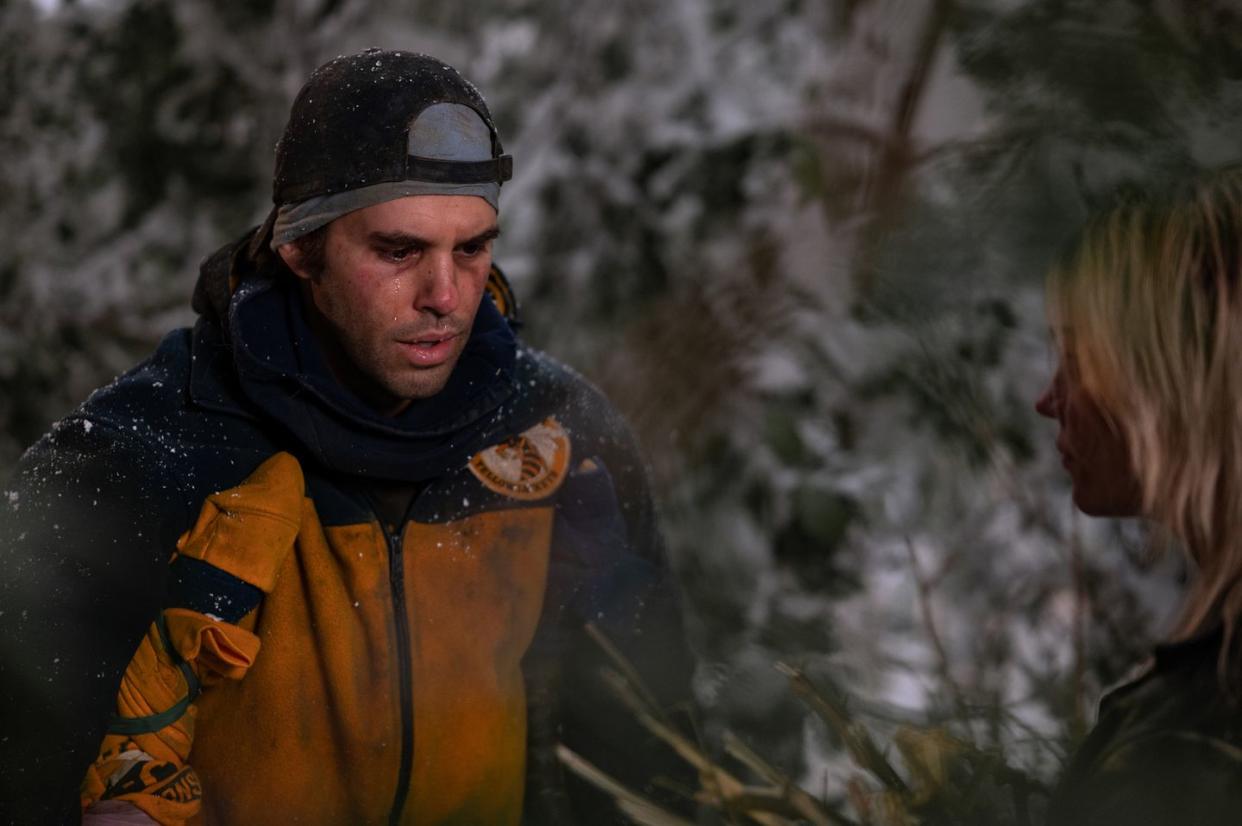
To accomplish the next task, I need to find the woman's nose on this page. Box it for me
[1035,377,1059,419]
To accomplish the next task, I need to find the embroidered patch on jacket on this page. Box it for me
[469,417,571,501]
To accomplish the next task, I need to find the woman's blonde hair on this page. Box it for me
[1048,167,1242,658]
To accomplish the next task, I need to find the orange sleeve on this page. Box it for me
[80,453,304,826]
[79,609,262,825]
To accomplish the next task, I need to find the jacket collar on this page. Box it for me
[189,229,520,483]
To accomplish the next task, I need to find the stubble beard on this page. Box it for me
[351,334,463,406]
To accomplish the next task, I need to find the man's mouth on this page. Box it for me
[397,333,459,366]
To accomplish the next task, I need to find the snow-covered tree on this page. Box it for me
[6,0,1240,813]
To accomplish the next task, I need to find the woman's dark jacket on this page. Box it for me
[1048,628,1242,826]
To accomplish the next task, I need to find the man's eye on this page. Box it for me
[458,242,485,257]
[383,247,415,262]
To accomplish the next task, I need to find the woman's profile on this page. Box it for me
[1037,169,1242,824]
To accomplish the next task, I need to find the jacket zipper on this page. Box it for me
[380,518,415,826]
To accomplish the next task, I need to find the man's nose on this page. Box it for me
[416,253,459,316]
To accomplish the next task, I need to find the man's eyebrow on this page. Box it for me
[460,227,501,247]
[367,226,501,248]
[369,231,429,247]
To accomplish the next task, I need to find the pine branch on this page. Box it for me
[722,733,856,826]
[556,745,698,826]
[776,662,909,794]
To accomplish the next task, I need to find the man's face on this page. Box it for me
[281,195,499,415]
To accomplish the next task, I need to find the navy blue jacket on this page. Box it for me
[0,231,693,824]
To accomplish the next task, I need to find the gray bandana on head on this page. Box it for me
[271,102,500,249]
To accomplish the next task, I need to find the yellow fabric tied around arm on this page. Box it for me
[81,453,306,825]
[173,452,305,592]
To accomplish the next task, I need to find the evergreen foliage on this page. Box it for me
[4,0,1238,812]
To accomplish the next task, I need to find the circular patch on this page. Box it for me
[469,417,571,501]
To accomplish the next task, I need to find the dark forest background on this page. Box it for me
[5,0,1241,815]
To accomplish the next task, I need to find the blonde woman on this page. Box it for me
[1036,169,1242,824]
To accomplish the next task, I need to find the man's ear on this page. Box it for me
[276,242,313,282]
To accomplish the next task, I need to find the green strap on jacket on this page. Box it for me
[106,612,202,736]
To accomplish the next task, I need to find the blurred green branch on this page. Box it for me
[564,626,1048,826]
